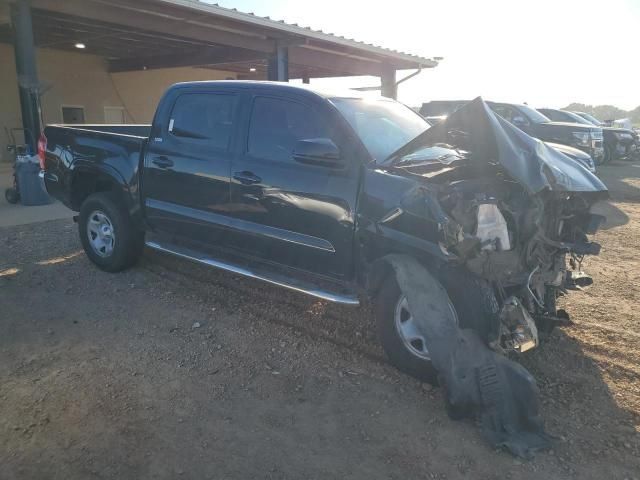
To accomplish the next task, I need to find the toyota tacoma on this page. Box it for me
[40,83,608,456]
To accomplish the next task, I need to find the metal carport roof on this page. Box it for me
[1,0,438,80]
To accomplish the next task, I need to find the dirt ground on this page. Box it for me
[1,163,639,480]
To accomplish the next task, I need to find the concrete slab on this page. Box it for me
[0,163,72,227]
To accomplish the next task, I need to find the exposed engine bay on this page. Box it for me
[436,173,605,354]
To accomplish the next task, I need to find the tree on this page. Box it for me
[629,106,640,125]
[592,105,628,122]
[564,103,593,114]
[562,103,635,123]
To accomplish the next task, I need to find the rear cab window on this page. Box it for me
[169,93,237,150]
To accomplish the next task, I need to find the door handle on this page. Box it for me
[233,171,262,185]
[152,156,174,169]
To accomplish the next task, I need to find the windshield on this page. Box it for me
[578,112,603,126]
[563,111,592,125]
[548,109,592,125]
[330,97,429,163]
[518,105,551,124]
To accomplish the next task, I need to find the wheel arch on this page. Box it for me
[366,253,440,298]
[70,166,131,212]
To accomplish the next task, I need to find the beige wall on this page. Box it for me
[111,66,236,123]
[0,43,235,162]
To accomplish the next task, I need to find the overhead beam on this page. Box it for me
[288,46,382,77]
[108,47,265,72]
[29,0,275,53]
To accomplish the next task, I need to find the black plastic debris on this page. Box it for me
[387,254,551,458]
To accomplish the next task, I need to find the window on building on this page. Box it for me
[62,106,85,124]
[104,106,126,124]
[247,97,329,163]
[169,93,237,150]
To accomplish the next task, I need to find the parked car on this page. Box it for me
[419,100,468,124]
[540,108,637,163]
[486,103,604,164]
[40,86,608,453]
[572,112,598,125]
[544,142,596,173]
[421,101,597,172]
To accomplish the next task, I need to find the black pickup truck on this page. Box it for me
[41,84,608,452]
[538,108,638,163]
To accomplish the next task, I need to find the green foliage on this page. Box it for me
[563,103,640,126]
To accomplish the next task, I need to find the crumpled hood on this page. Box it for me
[388,97,608,194]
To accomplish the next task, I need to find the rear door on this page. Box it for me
[228,93,360,280]
[143,89,239,246]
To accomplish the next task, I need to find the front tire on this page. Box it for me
[79,192,144,272]
[375,274,445,384]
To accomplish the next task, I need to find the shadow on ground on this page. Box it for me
[1,219,638,479]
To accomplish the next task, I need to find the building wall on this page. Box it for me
[0,43,235,161]
[110,66,236,123]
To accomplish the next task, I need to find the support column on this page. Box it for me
[267,43,289,82]
[380,64,397,100]
[11,0,41,151]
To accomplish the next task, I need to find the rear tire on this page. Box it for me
[79,192,144,272]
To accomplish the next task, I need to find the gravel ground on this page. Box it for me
[1,163,639,479]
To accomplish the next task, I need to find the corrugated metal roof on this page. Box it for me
[155,0,439,68]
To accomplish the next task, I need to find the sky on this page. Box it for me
[212,0,640,110]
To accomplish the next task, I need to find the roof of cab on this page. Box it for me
[169,80,385,101]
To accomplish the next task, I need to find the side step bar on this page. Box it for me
[145,240,360,306]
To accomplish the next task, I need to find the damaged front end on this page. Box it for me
[380,98,608,457]
[386,97,608,357]
[437,176,605,352]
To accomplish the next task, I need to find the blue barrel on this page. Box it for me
[15,156,51,206]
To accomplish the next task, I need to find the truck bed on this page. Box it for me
[42,124,151,212]
[46,124,151,138]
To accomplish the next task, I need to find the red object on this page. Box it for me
[37,133,47,170]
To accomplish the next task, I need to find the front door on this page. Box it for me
[491,104,534,135]
[228,94,360,281]
[143,90,239,247]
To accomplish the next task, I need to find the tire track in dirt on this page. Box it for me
[141,257,388,365]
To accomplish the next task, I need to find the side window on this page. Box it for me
[169,93,236,150]
[493,105,526,125]
[247,97,329,162]
[544,110,561,121]
[491,105,511,121]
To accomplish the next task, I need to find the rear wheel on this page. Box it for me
[79,192,144,272]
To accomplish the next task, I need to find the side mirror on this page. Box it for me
[292,138,341,167]
[512,116,529,127]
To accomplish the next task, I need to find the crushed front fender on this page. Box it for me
[386,254,551,458]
